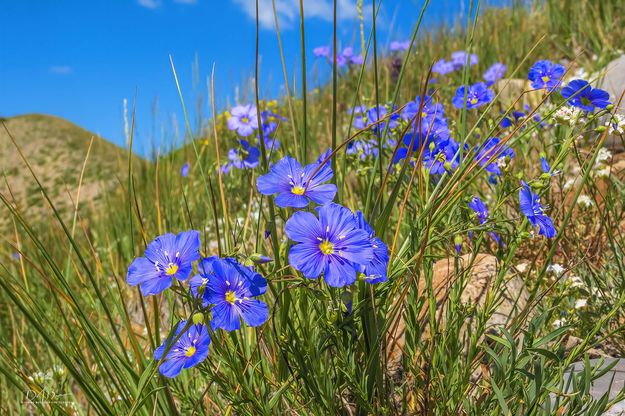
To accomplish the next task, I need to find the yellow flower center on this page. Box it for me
[241,116,249,123]
[422,111,427,118]
[291,186,305,195]
[184,346,196,357]
[319,240,334,255]
[470,97,478,105]
[165,263,179,276]
[541,75,550,83]
[225,290,237,304]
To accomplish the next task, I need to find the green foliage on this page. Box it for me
[2,1,625,415]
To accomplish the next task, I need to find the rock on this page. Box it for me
[493,78,542,109]
[563,335,610,359]
[386,254,529,377]
[428,254,528,328]
[597,55,625,104]
[595,55,625,152]
[559,358,625,415]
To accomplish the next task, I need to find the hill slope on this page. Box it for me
[0,114,137,227]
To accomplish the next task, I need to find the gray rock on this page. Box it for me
[596,55,625,152]
[386,254,529,378]
[598,55,625,104]
[561,358,625,415]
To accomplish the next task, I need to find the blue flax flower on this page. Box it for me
[393,122,457,174]
[318,47,363,66]
[313,46,330,58]
[519,181,556,238]
[355,211,389,283]
[200,257,269,331]
[432,59,455,75]
[188,272,209,307]
[227,104,258,136]
[451,50,478,69]
[180,162,190,177]
[367,105,400,133]
[154,321,210,378]
[423,138,460,174]
[499,110,526,128]
[127,230,200,296]
[528,60,565,91]
[401,94,445,127]
[347,139,378,160]
[256,154,337,208]
[540,157,551,174]
[390,40,410,52]
[341,47,363,65]
[468,196,489,225]
[221,140,260,173]
[474,137,514,178]
[468,197,501,245]
[561,80,611,112]
[285,203,374,287]
[452,83,494,110]
[483,63,506,86]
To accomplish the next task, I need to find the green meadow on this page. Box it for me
[2,0,625,414]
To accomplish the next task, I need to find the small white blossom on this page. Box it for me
[553,106,585,126]
[607,114,625,135]
[574,298,587,309]
[595,167,611,178]
[569,275,585,289]
[547,263,565,276]
[563,178,576,191]
[577,195,593,208]
[591,286,608,300]
[568,67,589,82]
[596,147,613,164]
[553,318,565,328]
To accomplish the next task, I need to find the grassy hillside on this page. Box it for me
[0,114,143,228]
[2,1,625,415]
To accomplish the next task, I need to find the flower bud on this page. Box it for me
[192,312,204,325]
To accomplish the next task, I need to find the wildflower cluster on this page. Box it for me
[221,101,285,174]
[126,231,269,378]
[313,45,364,66]
[257,151,390,287]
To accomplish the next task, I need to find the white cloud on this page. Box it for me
[137,0,161,9]
[231,0,359,29]
[49,66,73,75]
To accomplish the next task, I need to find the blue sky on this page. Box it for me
[0,0,504,156]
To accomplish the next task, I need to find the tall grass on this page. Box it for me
[2,0,625,414]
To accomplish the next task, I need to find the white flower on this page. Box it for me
[607,114,625,135]
[553,106,585,126]
[596,147,613,164]
[52,364,65,377]
[574,298,587,309]
[577,195,593,208]
[569,275,584,289]
[563,178,576,191]
[547,263,565,276]
[569,67,589,82]
[591,286,607,300]
[595,167,611,178]
[553,318,565,328]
